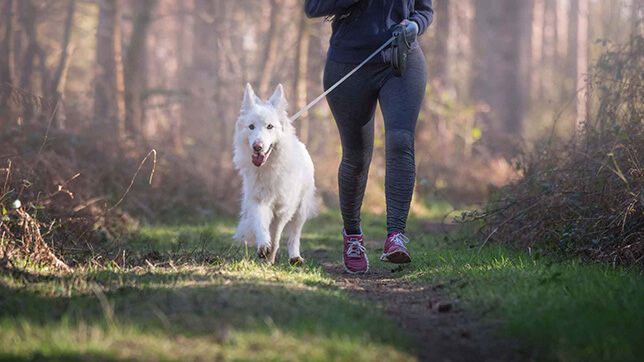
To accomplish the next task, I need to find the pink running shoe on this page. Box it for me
[343,230,369,274]
[380,232,412,264]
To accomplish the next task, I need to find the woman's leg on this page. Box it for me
[378,49,427,235]
[324,60,379,235]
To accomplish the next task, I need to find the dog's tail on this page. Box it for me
[304,189,320,220]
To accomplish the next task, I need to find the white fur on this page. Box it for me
[233,83,318,263]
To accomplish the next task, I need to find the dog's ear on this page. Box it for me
[268,84,288,113]
[241,83,261,113]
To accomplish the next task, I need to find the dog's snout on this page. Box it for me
[252,141,263,152]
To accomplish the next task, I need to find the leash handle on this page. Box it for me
[289,36,395,122]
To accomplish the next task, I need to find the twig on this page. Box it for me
[477,204,538,254]
[34,173,80,205]
[2,160,11,195]
[107,149,157,213]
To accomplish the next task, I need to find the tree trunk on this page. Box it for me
[568,0,578,78]
[258,0,281,97]
[19,45,34,91]
[174,0,189,154]
[50,0,76,99]
[530,0,545,101]
[542,0,556,99]
[0,0,16,86]
[47,0,76,129]
[293,10,310,143]
[555,0,568,95]
[94,0,126,142]
[124,0,157,139]
[571,0,588,136]
[431,0,450,89]
[19,0,49,97]
[12,16,23,87]
[472,0,529,157]
[189,0,216,139]
[0,0,16,126]
[631,0,643,36]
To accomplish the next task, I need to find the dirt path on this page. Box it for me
[310,224,523,362]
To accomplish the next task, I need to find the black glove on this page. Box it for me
[402,20,418,44]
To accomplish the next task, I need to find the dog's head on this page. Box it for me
[235,83,293,168]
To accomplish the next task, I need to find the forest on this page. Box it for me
[0,0,643,361]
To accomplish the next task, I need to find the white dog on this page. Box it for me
[232,83,317,265]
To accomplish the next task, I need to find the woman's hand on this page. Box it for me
[400,20,419,43]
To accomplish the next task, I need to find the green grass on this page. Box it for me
[403,231,644,362]
[2,211,643,361]
[0,263,413,361]
[0,213,416,361]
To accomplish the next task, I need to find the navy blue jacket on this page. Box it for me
[305,0,434,64]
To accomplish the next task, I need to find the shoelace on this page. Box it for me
[346,239,366,258]
[390,233,410,247]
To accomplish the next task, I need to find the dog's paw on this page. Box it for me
[289,256,304,267]
[257,245,271,259]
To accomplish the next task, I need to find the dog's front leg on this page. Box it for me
[247,202,272,258]
[286,213,306,266]
[268,216,289,264]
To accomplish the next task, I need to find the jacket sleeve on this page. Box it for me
[304,0,361,18]
[409,0,434,35]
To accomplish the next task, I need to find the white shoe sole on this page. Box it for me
[343,255,370,274]
[380,250,412,264]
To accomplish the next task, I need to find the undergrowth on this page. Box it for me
[465,35,644,267]
[0,119,227,272]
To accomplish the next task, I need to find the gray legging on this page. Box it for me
[323,48,427,236]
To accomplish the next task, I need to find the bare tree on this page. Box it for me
[94,0,126,141]
[46,0,77,129]
[555,0,569,95]
[570,0,589,136]
[50,0,76,99]
[0,0,17,126]
[186,0,218,150]
[530,0,545,101]
[18,0,49,95]
[124,0,158,139]
[630,0,642,36]
[430,0,450,89]
[258,0,282,97]
[542,0,557,99]
[0,0,16,86]
[173,0,191,153]
[472,0,530,156]
[293,8,310,143]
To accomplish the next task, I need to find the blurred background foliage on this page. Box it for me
[0,0,642,266]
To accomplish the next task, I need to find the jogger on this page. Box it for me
[323,48,427,236]
[305,0,434,272]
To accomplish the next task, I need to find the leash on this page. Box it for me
[289,36,396,122]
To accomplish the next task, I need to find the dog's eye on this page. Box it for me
[267,124,274,130]
[248,124,255,130]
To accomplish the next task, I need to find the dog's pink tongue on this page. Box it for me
[252,153,265,167]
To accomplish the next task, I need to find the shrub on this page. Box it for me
[468,35,643,267]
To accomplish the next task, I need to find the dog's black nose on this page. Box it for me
[253,142,263,152]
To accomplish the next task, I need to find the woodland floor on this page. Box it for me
[311,242,522,362]
[1,212,642,361]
